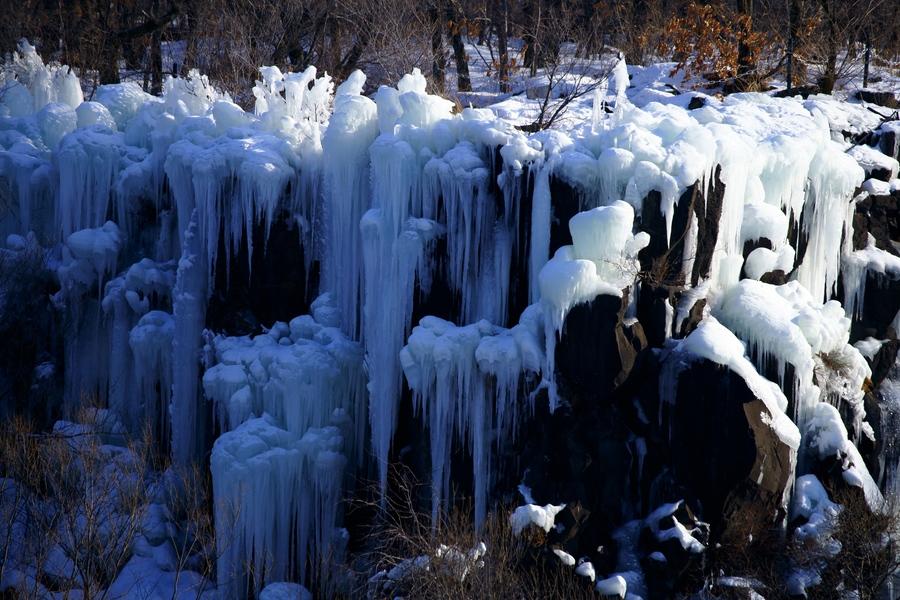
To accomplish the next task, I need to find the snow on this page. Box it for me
[644,501,705,554]
[804,402,882,507]
[854,337,885,360]
[575,560,596,582]
[847,143,899,180]
[741,202,788,247]
[715,279,868,429]
[553,548,576,566]
[596,574,628,597]
[259,582,312,600]
[791,474,841,552]
[509,503,565,536]
[743,246,794,280]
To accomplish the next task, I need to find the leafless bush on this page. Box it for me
[790,489,900,600]
[355,466,594,600]
[517,1,617,131]
[0,410,152,599]
[160,463,219,598]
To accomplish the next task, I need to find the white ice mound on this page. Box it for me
[211,414,345,599]
[715,279,869,428]
[204,295,366,462]
[804,403,882,508]
[510,503,565,536]
[791,474,841,551]
[539,201,649,334]
[57,221,123,294]
[644,501,705,553]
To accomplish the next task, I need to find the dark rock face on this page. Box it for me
[848,271,900,341]
[206,211,315,335]
[854,89,899,109]
[773,85,820,99]
[687,95,707,110]
[657,359,797,543]
[691,168,726,286]
[517,278,797,597]
[548,175,582,253]
[860,341,900,490]
[555,293,647,407]
[877,123,900,162]
[852,190,900,256]
[519,293,650,568]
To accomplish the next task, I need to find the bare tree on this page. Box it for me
[519,2,617,131]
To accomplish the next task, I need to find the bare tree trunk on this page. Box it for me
[494,0,509,92]
[863,30,871,88]
[734,0,755,91]
[150,30,163,94]
[430,6,446,92]
[149,0,164,94]
[786,0,797,91]
[818,0,838,93]
[523,0,539,76]
[447,3,472,91]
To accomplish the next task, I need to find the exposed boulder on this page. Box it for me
[656,320,800,543]
[555,292,648,408]
[854,89,899,109]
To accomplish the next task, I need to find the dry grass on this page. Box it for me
[350,466,594,600]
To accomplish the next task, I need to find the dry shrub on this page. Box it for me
[356,466,594,600]
[791,489,900,600]
[659,1,769,90]
[0,409,152,599]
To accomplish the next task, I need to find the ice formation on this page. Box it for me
[203,294,366,464]
[715,279,869,429]
[791,474,841,551]
[841,233,900,318]
[400,308,543,527]
[211,414,345,599]
[644,501,705,554]
[2,42,894,596]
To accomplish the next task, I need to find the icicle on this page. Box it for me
[211,415,346,599]
[362,210,442,496]
[795,143,864,301]
[129,310,175,443]
[322,71,378,339]
[171,211,208,466]
[401,307,544,529]
[203,295,367,467]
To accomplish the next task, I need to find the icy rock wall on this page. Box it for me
[2,45,897,595]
